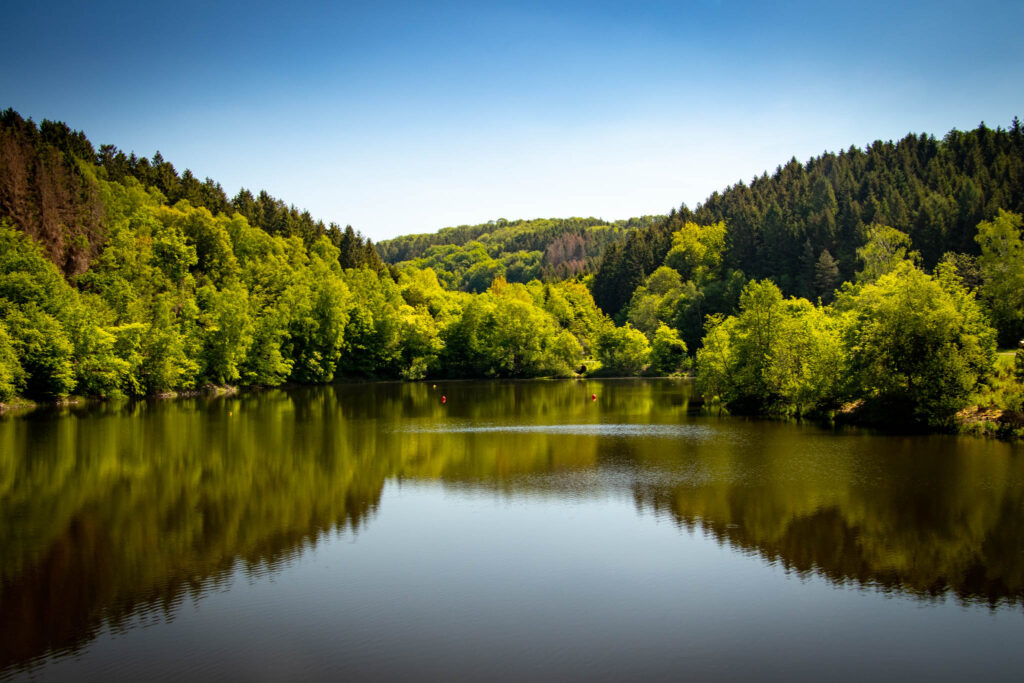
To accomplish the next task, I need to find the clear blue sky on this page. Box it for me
[3,0,1022,241]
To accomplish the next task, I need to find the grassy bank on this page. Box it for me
[956,351,1024,439]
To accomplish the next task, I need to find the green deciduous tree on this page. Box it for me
[664,221,727,282]
[197,284,254,384]
[650,324,688,375]
[764,299,845,411]
[4,304,77,397]
[855,225,918,283]
[596,324,650,375]
[0,321,25,400]
[975,210,1024,346]
[696,280,783,408]
[698,280,845,414]
[839,263,995,427]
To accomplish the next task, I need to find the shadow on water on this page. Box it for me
[1,379,1022,675]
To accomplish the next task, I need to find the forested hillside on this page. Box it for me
[591,120,1023,429]
[593,120,1024,319]
[377,215,661,290]
[1,109,667,404]
[0,109,381,274]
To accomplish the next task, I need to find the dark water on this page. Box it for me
[2,379,1023,681]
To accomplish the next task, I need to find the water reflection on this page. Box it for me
[1,380,1022,675]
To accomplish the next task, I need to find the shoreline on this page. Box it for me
[3,376,1020,442]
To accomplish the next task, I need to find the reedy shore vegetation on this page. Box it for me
[1,109,1023,435]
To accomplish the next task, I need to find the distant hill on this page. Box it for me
[376,215,663,290]
[378,216,663,290]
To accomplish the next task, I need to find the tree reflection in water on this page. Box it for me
[1,380,1021,674]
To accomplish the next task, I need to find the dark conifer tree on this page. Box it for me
[813,249,839,303]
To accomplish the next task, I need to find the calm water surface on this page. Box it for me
[1,380,1023,680]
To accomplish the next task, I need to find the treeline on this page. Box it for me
[0,190,693,401]
[0,109,381,274]
[594,120,1024,318]
[2,108,1023,429]
[377,216,660,262]
[0,110,692,403]
[695,216,1024,428]
[598,206,1024,427]
[0,179,650,401]
[378,216,661,289]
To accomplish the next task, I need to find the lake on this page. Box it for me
[1,379,1022,680]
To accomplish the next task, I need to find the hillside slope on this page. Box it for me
[593,120,1024,318]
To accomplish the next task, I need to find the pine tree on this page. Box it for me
[813,250,839,303]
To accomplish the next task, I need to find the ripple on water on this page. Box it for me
[390,422,717,440]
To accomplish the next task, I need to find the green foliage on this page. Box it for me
[594,120,1024,322]
[626,267,682,337]
[596,324,651,375]
[0,222,78,312]
[838,263,996,426]
[813,249,839,302]
[618,221,746,355]
[1,109,383,282]
[286,245,352,383]
[695,314,738,404]
[592,218,677,317]
[379,216,661,286]
[975,210,1024,346]
[763,299,845,411]
[696,280,785,408]
[1016,343,1024,384]
[140,294,198,393]
[664,221,727,282]
[696,267,993,425]
[488,296,558,375]
[440,282,584,378]
[0,111,672,403]
[197,284,254,384]
[2,304,76,398]
[396,307,442,380]
[855,225,918,283]
[65,304,134,398]
[0,225,80,397]
[970,352,1024,431]
[5,109,1019,414]
[0,321,25,400]
[462,252,505,293]
[536,281,609,356]
[151,215,198,285]
[649,324,688,375]
[440,294,494,376]
[175,204,240,285]
[338,267,406,377]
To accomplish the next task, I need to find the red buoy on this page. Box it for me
[591,393,597,401]
[442,395,447,404]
